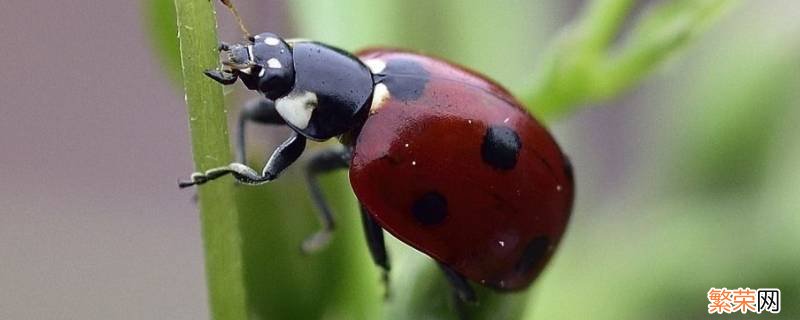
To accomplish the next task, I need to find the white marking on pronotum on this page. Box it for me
[370,83,391,114]
[275,90,318,129]
[258,68,266,77]
[364,59,387,74]
[267,58,282,69]
[264,37,280,46]
[239,67,253,75]
[498,240,505,247]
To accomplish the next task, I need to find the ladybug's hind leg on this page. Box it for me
[438,263,477,317]
[360,205,391,297]
[301,147,352,253]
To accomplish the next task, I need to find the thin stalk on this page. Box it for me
[577,0,635,52]
[173,1,248,319]
[524,0,736,121]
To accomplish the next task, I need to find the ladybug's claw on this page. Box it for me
[381,270,391,300]
[300,231,332,254]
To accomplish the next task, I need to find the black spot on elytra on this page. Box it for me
[411,192,447,226]
[515,236,550,274]
[380,59,429,101]
[481,126,522,170]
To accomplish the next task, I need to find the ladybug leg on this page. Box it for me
[186,98,286,200]
[300,147,351,253]
[236,98,286,163]
[360,205,391,297]
[438,263,477,304]
[179,131,306,188]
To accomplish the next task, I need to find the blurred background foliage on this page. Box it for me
[147,0,799,319]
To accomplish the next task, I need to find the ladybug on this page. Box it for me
[180,32,574,304]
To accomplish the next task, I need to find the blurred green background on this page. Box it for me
[0,0,796,319]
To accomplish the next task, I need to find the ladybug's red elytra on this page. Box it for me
[180,33,574,304]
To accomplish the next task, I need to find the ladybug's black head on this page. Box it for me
[210,32,295,100]
[207,33,375,141]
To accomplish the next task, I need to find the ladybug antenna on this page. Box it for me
[219,0,251,40]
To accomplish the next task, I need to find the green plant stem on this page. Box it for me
[578,0,635,52]
[173,1,248,319]
[596,0,733,98]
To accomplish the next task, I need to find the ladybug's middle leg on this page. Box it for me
[301,147,352,253]
[302,147,389,296]
[303,149,392,295]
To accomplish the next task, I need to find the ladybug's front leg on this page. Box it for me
[178,131,306,188]
[236,98,285,164]
[204,69,238,85]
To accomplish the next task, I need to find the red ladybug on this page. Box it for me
[180,33,574,303]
